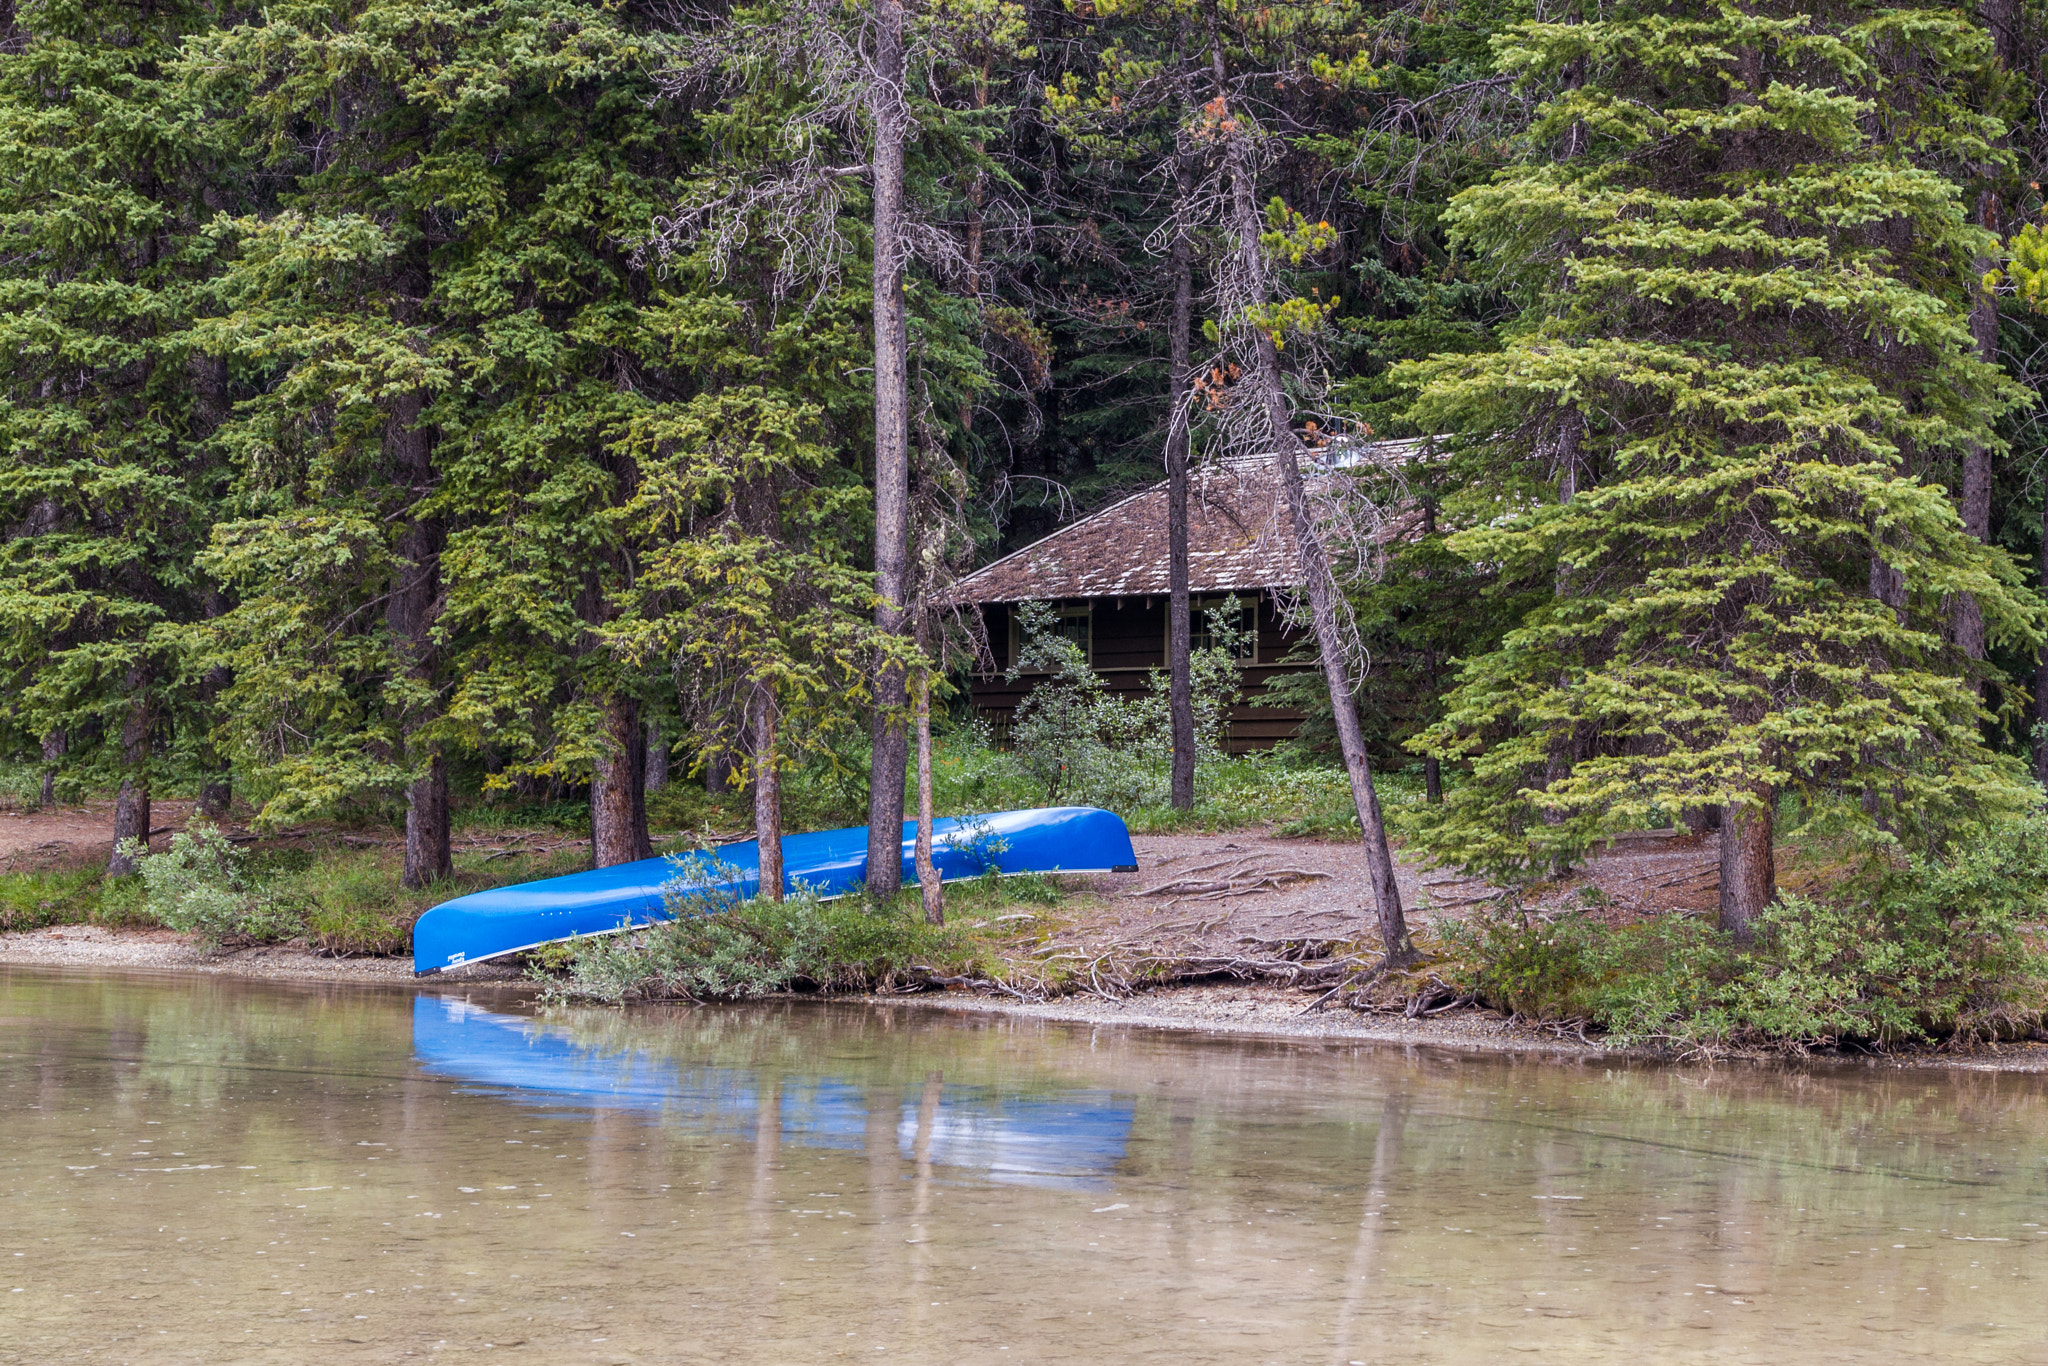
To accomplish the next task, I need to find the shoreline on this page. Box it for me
[5,925,2047,1072]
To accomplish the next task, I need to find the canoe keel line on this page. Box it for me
[412,806,1137,976]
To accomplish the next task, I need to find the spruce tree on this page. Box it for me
[0,0,239,871]
[189,0,691,869]
[1401,1,2046,934]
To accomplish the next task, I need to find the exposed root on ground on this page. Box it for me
[943,921,1496,1020]
[1134,855,1333,912]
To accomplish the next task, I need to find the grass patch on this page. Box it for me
[268,841,595,956]
[647,734,1397,842]
[0,868,103,932]
[638,733,1409,839]
[95,818,596,955]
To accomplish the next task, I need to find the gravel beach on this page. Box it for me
[7,923,2047,1070]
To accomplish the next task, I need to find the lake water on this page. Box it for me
[2,967,2045,1364]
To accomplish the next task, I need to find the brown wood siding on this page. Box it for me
[967,595,1310,753]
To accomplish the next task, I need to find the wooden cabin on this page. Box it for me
[952,442,1430,751]
[952,454,1357,751]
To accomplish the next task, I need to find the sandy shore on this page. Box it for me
[7,923,2048,1071]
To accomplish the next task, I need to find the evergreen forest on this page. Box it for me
[10,0,2048,1043]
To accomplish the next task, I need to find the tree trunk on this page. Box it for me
[386,391,451,889]
[197,653,232,820]
[1264,381,1413,964]
[105,687,151,877]
[914,671,943,925]
[1167,150,1197,811]
[2037,498,2048,784]
[1869,541,1907,618]
[198,775,232,822]
[1717,794,1775,941]
[39,728,64,809]
[645,720,669,793]
[1208,62,1411,964]
[1984,0,2022,66]
[1953,194,1999,662]
[865,0,912,898]
[592,692,653,867]
[753,684,783,902]
[404,753,450,888]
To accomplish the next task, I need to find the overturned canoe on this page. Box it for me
[411,805,1137,976]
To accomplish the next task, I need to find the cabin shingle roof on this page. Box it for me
[949,442,1424,604]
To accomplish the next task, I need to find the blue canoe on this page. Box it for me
[411,805,1137,975]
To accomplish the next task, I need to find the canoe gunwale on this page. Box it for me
[413,852,1140,976]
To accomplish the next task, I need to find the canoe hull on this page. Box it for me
[411,806,1136,975]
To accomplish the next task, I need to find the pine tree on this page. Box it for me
[1401,0,2046,935]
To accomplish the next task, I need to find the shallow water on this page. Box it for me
[2,968,2045,1365]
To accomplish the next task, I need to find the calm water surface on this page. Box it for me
[2,967,2045,1364]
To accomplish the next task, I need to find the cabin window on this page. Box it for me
[1190,595,1256,662]
[1010,602,1092,667]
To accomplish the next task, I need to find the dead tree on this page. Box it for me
[1203,37,1414,966]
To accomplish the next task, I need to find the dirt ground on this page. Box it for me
[0,798,200,872]
[1038,825,1737,968]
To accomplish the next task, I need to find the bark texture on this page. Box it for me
[1261,377,1412,964]
[645,720,669,793]
[705,734,736,795]
[753,685,782,902]
[386,391,452,889]
[1718,796,1776,941]
[914,671,943,925]
[1210,53,1410,962]
[864,0,911,896]
[196,653,232,820]
[39,728,64,809]
[404,754,451,887]
[1953,194,1999,662]
[198,774,232,822]
[105,687,151,877]
[592,692,653,867]
[1166,151,1197,810]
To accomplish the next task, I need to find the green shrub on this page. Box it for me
[1006,598,1245,810]
[1438,813,2048,1053]
[121,822,302,947]
[0,761,49,812]
[536,862,992,1004]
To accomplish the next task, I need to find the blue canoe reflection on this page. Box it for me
[412,997,1133,1189]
